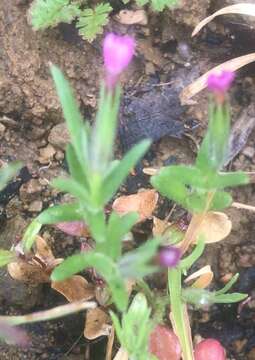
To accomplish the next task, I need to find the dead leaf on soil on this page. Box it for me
[51,275,95,302]
[180,53,255,104]
[7,260,50,283]
[56,221,90,237]
[184,265,214,289]
[112,190,158,222]
[84,307,111,340]
[8,236,62,283]
[192,3,255,37]
[195,211,232,244]
[35,236,54,261]
[114,9,148,25]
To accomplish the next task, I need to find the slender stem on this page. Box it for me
[168,268,194,360]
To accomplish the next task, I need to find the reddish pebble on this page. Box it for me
[194,339,226,360]
[149,325,181,360]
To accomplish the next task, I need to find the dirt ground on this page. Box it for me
[1,0,255,359]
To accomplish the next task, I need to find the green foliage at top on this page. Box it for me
[29,0,80,30]
[29,0,179,41]
[135,0,178,11]
[151,102,249,214]
[77,4,112,42]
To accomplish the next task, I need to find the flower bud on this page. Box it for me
[207,70,235,95]
[103,33,135,88]
[194,338,226,360]
[159,246,181,268]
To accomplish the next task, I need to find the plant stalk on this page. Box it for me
[168,267,194,360]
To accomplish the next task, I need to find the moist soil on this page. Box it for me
[1,1,255,359]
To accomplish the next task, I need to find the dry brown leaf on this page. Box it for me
[114,9,148,25]
[51,275,95,302]
[180,53,255,104]
[184,265,214,289]
[84,307,111,340]
[112,190,158,222]
[35,236,54,261]
[196,211,232,244]
[7,260,50,283]
[113,348,129,360]
[192,3,255,37]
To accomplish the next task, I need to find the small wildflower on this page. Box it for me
[159,246,181,268]
[207,70,235,95]
[194,339,226,360]
[103,33,135,88]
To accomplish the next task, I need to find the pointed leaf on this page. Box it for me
[22,219,42,252]
[38,203,83,224]
[102,140,151,203]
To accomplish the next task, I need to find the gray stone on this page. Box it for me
[48,123,70,151]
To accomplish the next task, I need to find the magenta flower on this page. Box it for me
[103,33,135,88]
[207,70,235,94]
[159,246,181,268]
[194,339,226,360]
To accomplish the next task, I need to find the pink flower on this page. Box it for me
[207,70,235,94]
[103,33,135,88]
[194,339,226,360]
[159,246,181,268]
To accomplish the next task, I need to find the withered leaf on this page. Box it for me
[84,307,111,340]
[113,190,158,222]
[196,211,232,244]
[184,265,214,289]
[51,275,95,302]
[7,260,50,283]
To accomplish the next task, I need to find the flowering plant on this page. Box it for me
[0,36,249,360]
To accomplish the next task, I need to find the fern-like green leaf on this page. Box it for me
[150,0,178,11]
[29,0,80,30]
[76,3,112,42]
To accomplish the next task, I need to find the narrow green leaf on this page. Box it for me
[0,250,17,267]
[66,144,90,189]
[215,273,239,295]
[102,139,151,203]
[0,162,22,191]
[208,172,249,189]
[97,212,138,260]
[214,293,247,303]
[51,177,90,203]
[38,203,83,224]
[180,239,205,270]
[22,219,42,252]
[50,65,89,167]
[90,86,121,173]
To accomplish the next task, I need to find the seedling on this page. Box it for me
[0,35,249,360]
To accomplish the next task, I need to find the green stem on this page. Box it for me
[168,268,194,360]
